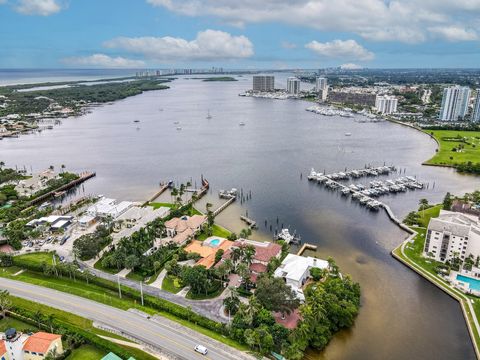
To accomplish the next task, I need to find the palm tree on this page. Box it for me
[47,314,55,333]
[0,161,4,170]
[243,245,256,266]
[33,310,43,328]
[231,247,243,271]
[60,164,65,173]
[0,290,11,319]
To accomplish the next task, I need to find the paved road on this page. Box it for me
[0,277,253,360]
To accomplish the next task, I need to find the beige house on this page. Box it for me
[165,215,207,245]
[22,332,63,360]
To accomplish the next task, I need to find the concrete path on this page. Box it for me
[116,268,130,278]
[149,269,167,290]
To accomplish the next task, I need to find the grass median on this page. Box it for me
[0,261,247,351]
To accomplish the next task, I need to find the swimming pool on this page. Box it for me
[456,274,480,292]
[209,238,221,246]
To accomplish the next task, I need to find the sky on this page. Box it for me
[1,0,480,69]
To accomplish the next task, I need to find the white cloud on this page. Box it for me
[15,0,61,16]
[61,54,145,68]
[146,0,480,43]
[281,41,297,49]
[340,63,363,70]
[305,39,374,61]
[429,26,478,42]
[104,29,254,61]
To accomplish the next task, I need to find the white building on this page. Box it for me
[439,86,471,121]
[252,75,275,92]
[316,77,328,100]
[286,77,301,95]
[375,95,398,114]
[472,90,480,123]
[424,210,480,263]
[274,254,329,300]
[86,197,133,219]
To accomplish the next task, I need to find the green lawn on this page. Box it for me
[424,130,480,166]
[0,264,246,351]
[162,275,184,294]
[149,202,175,209]
[15,252,57,265]
[0,315,37,332]
[186,281,224,300]
[417,205,442,228]
[125,270,145,282]
[67,345,106,360]
[93,256,120,274]
[197,224,232,241]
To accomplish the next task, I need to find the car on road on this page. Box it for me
[194,345,208,355]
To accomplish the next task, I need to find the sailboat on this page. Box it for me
[206,110,212,119]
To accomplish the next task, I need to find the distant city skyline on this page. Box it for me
[2,0,480,69]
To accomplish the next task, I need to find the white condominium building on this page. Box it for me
[252,75,275,92]
[424,210,480,263]
[472,90,480,123]
[375,95,398,114]
[439,86,471,121]
[316,77,328,100]
[286,77,301,95]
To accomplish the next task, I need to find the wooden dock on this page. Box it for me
[28,171,96,206]
[297,243,318,256]
[142,183,169,207]
[213,196,235,216]
[240,215,257,229]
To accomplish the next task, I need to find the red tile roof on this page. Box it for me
[23,332,61,354]
[0,340,5,355]
[249,263,267,273]
[233,240,282,263]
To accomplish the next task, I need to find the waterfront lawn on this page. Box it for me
[149,202,175,209]
[197,224,232,241]
[67,345,106,360]
[402,227,440,275]
[162,275,184,294]
[417,205,442,228]
[424,130,480,166]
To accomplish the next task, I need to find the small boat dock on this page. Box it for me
[240,215,257,229]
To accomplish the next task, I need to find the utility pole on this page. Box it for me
[140,281,144,306]
[117,275,122,299]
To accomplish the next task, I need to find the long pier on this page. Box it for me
[28,171,96,206]
[142,183,169,207]
[213,196,235,217]
[240,215,257,229]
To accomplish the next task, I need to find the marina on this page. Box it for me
[308,167,426,211]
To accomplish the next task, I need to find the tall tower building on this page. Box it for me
[439,86,471,121]
[375,95,398,114]
[252,75,275,92]
[472,90,480,123]
[286,77,301,95]
[316,77,328,100]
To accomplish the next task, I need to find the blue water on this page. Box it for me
[210,239,220,246]
[457,274,480,291]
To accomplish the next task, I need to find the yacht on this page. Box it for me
[206,110,212,119]
[239,122,246,126]
[345,132,352,136]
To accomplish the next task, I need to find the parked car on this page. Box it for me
[194,345,208,355]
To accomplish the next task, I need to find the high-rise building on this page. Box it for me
[252,75,275,92]
[375,95,398,114]
[472,90,480,123]
[439,86,471,121]
[286,77,301,95]
[316,77,328,100]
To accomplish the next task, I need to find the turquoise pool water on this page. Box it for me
[209,239,220,246]
[456,274,480,291]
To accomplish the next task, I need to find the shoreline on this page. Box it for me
[389,220,480,359]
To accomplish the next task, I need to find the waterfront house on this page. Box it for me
[165,215,206,245]
[216,239,282,282]
[184,237,233,269]
[274,254,329,300]
[424,210,480,263]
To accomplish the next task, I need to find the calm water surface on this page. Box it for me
[1,75,479,360]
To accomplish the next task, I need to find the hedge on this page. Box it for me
[8,307,134,359]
